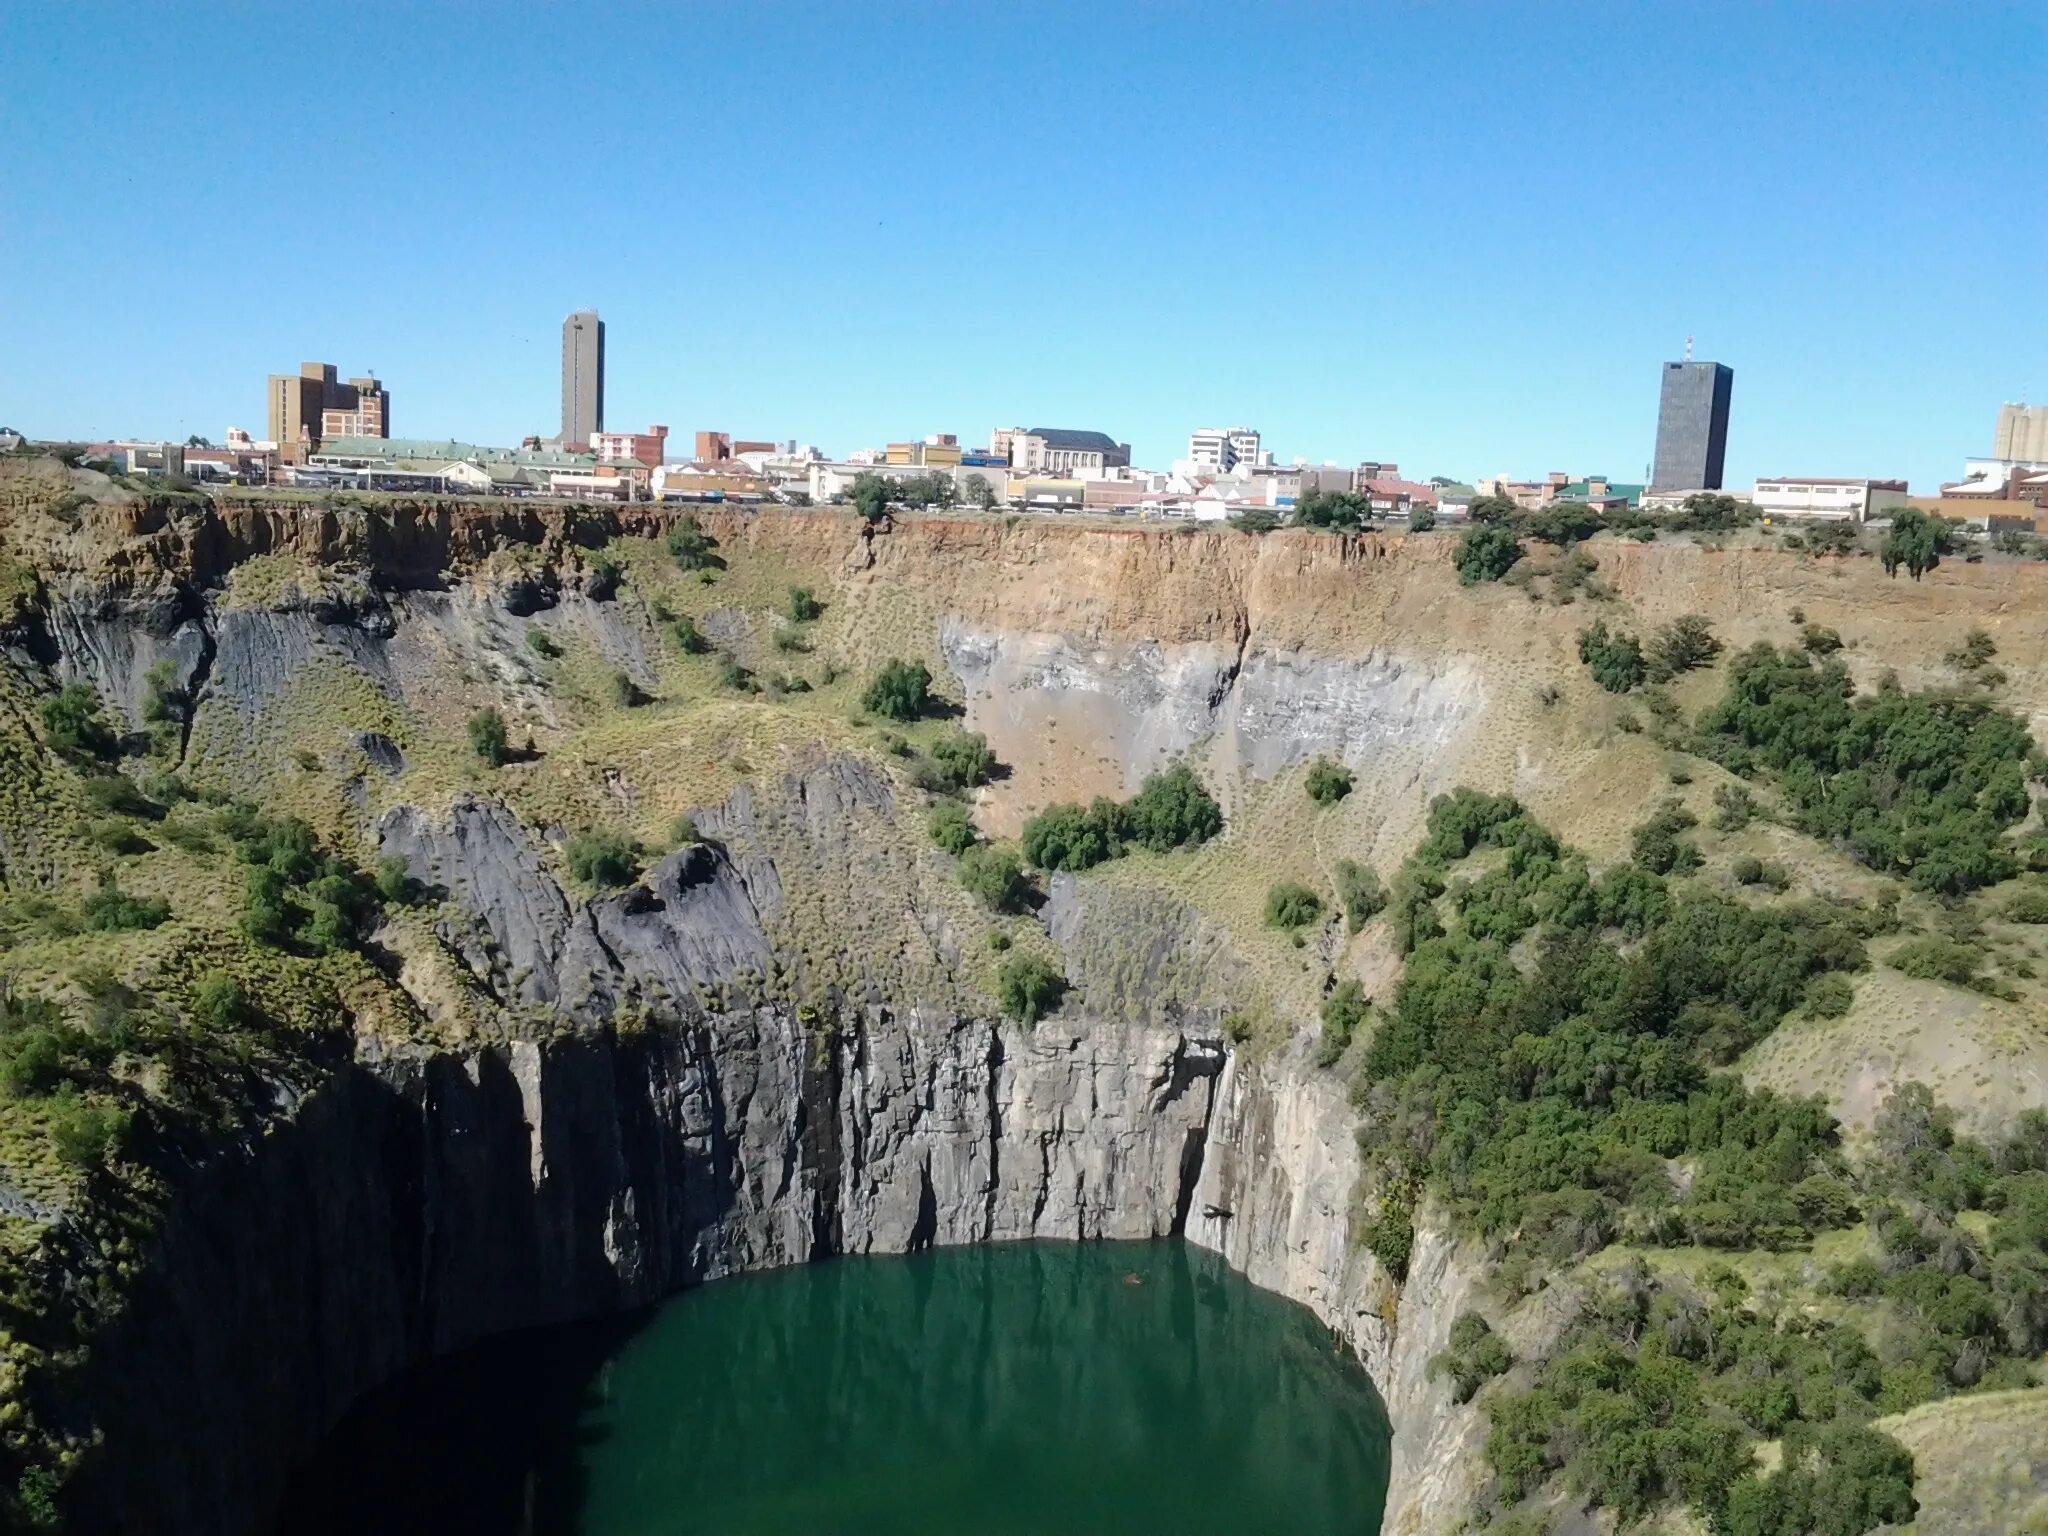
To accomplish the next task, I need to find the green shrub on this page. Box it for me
[1454,523,1523,585]
[610,669,648,707]
[1121,763,1223,852]
[669,813,701,847]
[1630,799,1701,875]
[1803,972,1854,1018]
[996,953,1066,1023]
[1022,798,1124,871]
[1577,619,1647,693]
[958,845,1030,913]
[862,659,933,721]
[715,653,757,692]
[374,855,412,904]
[668,615,708,654]
[1334,858,1387,932]
[1317,980,1369,1066]
[566,831,637,888]
[82,881,169,932]
[928,801,977,855]
[1409,506,1436,532]
[1361,1188,1415,1280]
[1428,1312,1514,1404]
[47,1085,131,1167]
[772,627,811,654]
[526,628,561,658]
[141,659,189,724]
[1264,881,1324,929]
[1889,935,1981,987]
[1712,782,1758,831]
[191,971,250,1030]
[786,586,823,623]
[1800,623,1843,655]
[467,708,509,766]
[1305,756,1355,805]
[40,682,116,758]
[665,517,720,570]
[1649,614,1722,678]
[2005,886,2048,923]
[928,729,997,790]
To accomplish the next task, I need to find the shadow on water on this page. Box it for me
[272,1240,1391,1536]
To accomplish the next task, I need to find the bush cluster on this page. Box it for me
[1696,644,2038,895]
[1020,763,1222,873]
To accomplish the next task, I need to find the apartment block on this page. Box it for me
[266,362,389,460]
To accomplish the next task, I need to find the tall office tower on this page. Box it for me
[1650,358,1734,491]
[561,310,605,450]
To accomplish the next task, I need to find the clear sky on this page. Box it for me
[3,2,2042,490]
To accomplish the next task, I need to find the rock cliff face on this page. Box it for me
[0,494,1523,1535]
[72,1011,1476,1536]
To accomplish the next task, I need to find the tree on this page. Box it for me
[862,659,933,721]
[190,971,250,1030]
[1578,620,1647,693]
[1468,491,1520,523]
[467,708,510,766]
[1335,858,1386,931]
[1408,505,1437,532]
[785,586,823,623]
[962,473,996,509]
[40,683,116,758]
[665,516,720,570]
[1454,522,1523,585]
[1229,507,1283,534]
[1022,799,1125,871]
[565,831,636,888]
[851,473,893,524]
[928,729,997,789]
[1305,756,1355,805]
[1650,614,1723,678]
[1881,507,1945,582]
[1524,502,1603,546]
[928,800,977,855]
[958,845,1030,912]
[1318,979,1370,1062]
[1122,763,1223,851]
[997,953,1067,1023]
[141,660,189,724]
[1293,489,1371,530]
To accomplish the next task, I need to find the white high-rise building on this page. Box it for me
[1186,426,1266,473]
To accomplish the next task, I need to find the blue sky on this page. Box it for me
[3,2,2041,489]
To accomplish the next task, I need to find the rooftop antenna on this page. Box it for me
[1683,335,1694,362]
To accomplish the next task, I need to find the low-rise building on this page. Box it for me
[884,435,963,468]
[1005,428,1131,479]
[1752,477,1910,523]
[591,424,668,469]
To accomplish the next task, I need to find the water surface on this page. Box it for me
[277,1239,1391,1535]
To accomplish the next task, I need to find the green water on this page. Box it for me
[277,1240,1391,1535]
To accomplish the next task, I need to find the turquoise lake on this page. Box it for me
[276,1239,1392,1535]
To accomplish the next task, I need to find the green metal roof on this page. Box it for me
[319,436,593,469]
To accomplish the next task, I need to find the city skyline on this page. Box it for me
[3,4,2043,488]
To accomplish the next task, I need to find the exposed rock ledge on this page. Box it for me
[69,1011,1482,1536]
